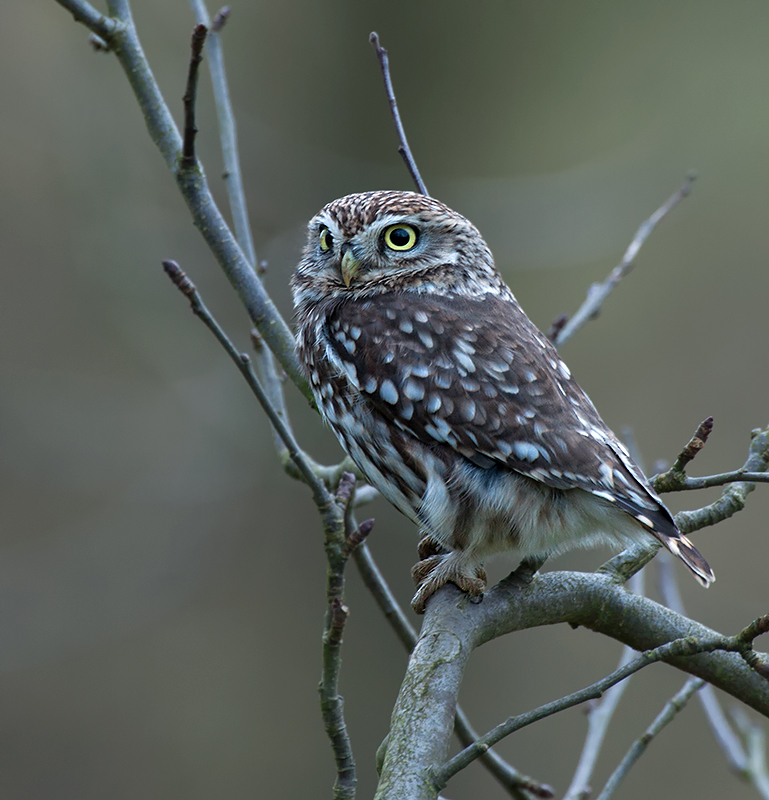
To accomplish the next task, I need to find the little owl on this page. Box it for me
[292,190,714,613]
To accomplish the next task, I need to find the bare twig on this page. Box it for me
[369,32,428,196]
[658,469,769,492]
[211,5,230,32]
[319,474,375,800]
[594,677,704,800]
[553,173,696,348]
[673,416,715,471]
[182,24,208,167]
[563,572,645,800]
[434,632,753,790]
[658,551,752,773]
[188,0,257,269]
[54,0,311,399]
[672,425,769,535]
[161,259,329,507]
[731,708,769,798]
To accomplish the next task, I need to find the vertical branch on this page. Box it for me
[182,24,208,167]
[369,32,429,196]
[188,2,257,269]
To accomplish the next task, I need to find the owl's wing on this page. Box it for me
[326,289,671,529]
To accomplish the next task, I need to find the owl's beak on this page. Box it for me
[340,248,361,287]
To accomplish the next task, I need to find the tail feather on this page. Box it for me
[655,531,715,587]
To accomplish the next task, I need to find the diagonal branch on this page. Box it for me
[161,259,329,507]
[54,0,312,400]
[375,571,769,799]
[552,173,696,348]
[660,553,769,798]
[594,677,704,800]
[435,636,733,789]
[369,32,428,197]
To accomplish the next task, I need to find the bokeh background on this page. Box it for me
[2,2,768,798]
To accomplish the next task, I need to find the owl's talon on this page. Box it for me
[417,535,449,561]
[410,552,487,614]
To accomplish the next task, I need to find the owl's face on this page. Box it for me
[292,191,499,308]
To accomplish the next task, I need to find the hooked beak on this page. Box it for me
[340,247,361,287]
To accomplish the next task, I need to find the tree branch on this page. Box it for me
[181,24,208,167]
[436,640,715,790]
[54,0,312,400]
[354,544,552,799]
[563,572,645,800]
[369,32,428,197]
[594,677,704,800]
[56,0,117,41]
[552,173,696,348]
[161,259,329,508]
[188,2,257,269]
[660,528,769,797]
[375,572,769,799]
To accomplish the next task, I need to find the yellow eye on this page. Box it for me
[383,224,418,251]
[319,228,333,252]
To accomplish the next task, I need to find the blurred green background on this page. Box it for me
[1,1,768,798]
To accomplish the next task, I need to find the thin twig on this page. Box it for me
[553,173,696,348]
[182,24,208,167]
[731,708,769,799]
[55,0,311,399]
[594,677,704,800]
[657,552,753,776]
[211,5,230,32]
[433,632,753,789]
[161,259,329,507]
[320,476,375,800]
[563,572,644,800]
[188,1,257,268]
[672,416,715,472]
[369,32,428,196]
[671,425,769,536]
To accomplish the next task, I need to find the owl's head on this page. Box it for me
[292,191,501,308]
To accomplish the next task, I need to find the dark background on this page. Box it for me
[1,2,768,798]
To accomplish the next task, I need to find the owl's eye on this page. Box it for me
[383,224,418,251]
[319,228,333,252]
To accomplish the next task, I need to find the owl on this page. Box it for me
[292,191,714,613]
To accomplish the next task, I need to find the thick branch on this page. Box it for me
[375,573,769,799]
[56,0,117,41]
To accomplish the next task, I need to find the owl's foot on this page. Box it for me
[410,551,487,614]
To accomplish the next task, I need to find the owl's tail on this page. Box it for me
[654,531,715,587]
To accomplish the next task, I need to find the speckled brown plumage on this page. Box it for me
[292,190,713,612]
